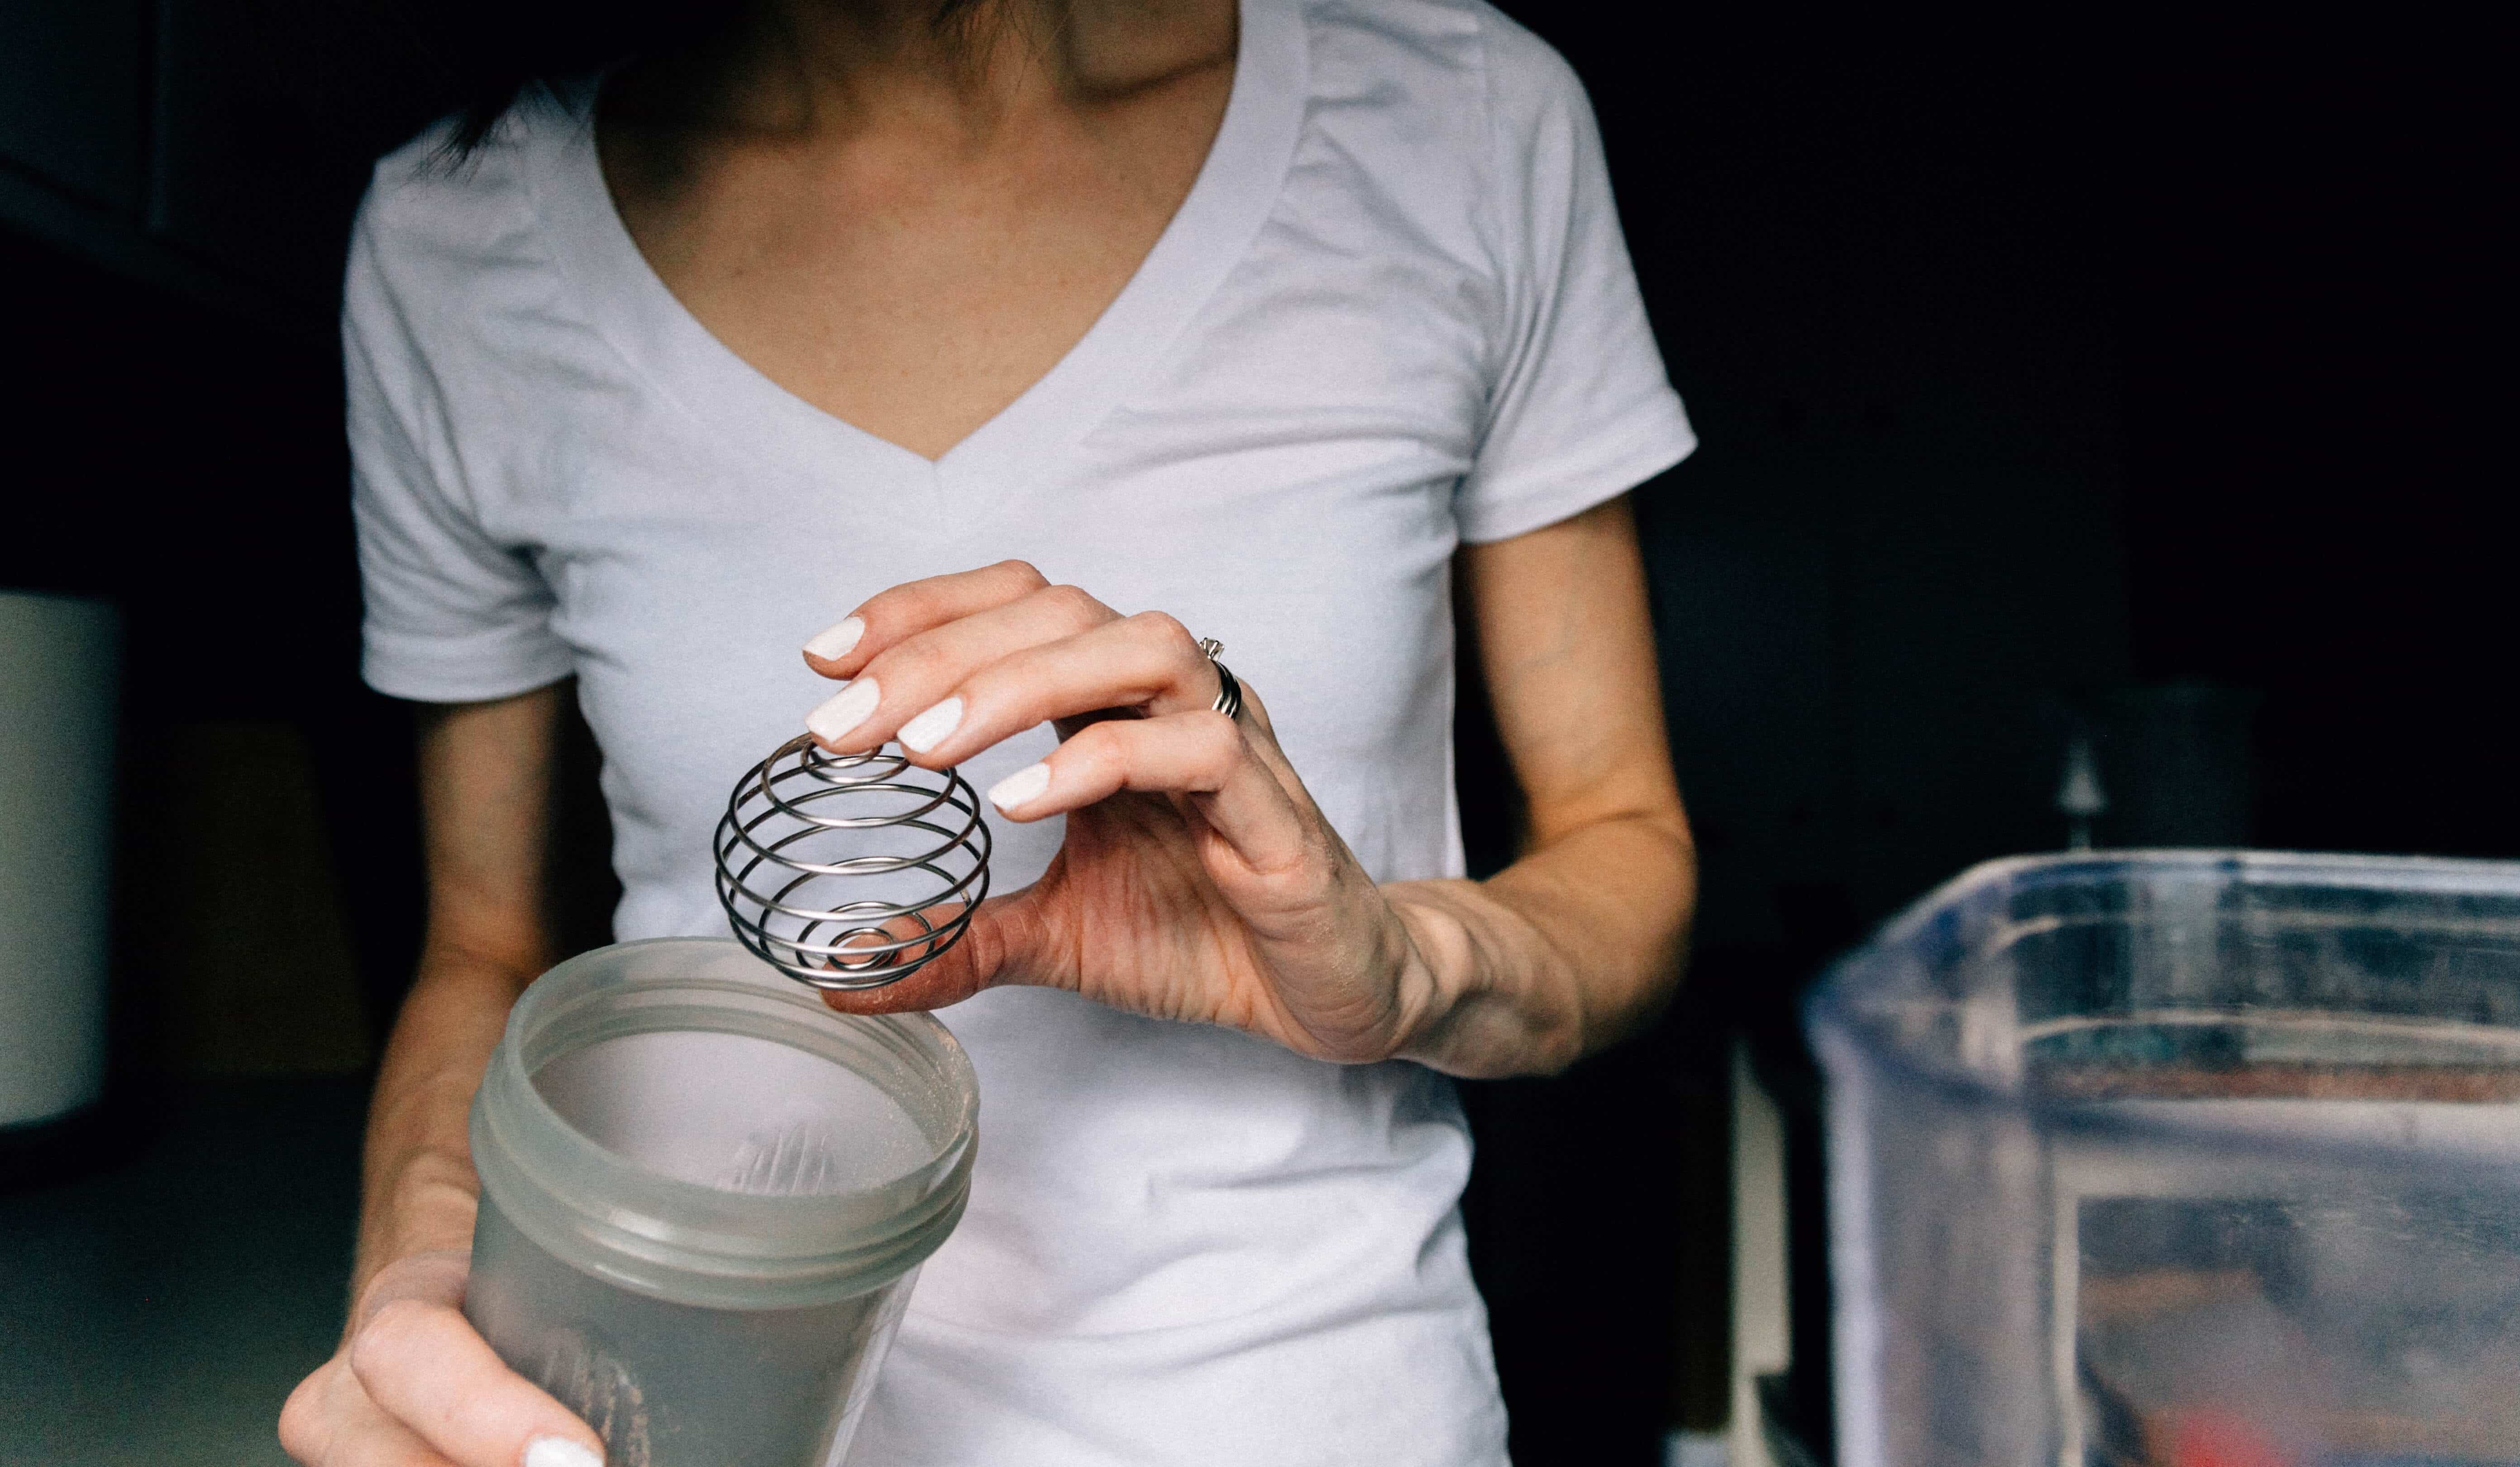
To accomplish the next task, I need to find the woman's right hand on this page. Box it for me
[279,1250,606,1467]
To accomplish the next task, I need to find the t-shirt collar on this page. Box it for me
[523,0,1310,521]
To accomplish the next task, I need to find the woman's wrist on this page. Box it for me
[1382,881,1585,1077]
[1381,812,1692,1077]
[348,950,521,1306]
[349,1148,481,1313]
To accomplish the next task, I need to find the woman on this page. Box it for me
[282,0,1696,1462]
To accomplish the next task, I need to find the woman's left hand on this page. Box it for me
[796,559,1442,1063]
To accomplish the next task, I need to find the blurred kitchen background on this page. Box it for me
[0,4,2503,1465]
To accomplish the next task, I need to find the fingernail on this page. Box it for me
[807,679,880,745]
[988,761,1051,812]
[897,697,963,753]
[803,616,864,662]
[524,1438,604,1467]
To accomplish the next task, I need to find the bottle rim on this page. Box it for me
[1806,849,2520,1176]
[471,937,978,1309]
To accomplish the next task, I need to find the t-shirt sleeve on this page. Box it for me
[344,193,573,703]
[1455,16,1696,545]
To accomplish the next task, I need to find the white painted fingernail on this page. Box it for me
[524,1438,604,1467]
[807,679,880,745]
[803,616,864,661]
[988,762,1051,812]
[897,696,964,753]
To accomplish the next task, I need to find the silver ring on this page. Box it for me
[1197,637,1243,721]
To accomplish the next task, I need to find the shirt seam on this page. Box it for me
[1456,405,1695,545]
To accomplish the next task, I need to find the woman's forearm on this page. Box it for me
[1385,809,1695,1078]
[349,944,539,1309]
[348,688,566,1308]
[1407,497,1693,1078]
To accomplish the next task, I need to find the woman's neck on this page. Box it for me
[615,0,1236,147]
[593,0,1238,460]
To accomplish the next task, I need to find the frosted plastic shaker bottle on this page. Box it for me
[465,937,977,1465]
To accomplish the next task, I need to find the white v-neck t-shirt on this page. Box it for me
[348,0,1693,1460]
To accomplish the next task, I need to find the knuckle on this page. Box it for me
[348,1297,440,1382]
[1039,583,1106,627]
[1066,718,1117,760]
[995,559,1049,589]
[1068,721,1127,775]
[277,1372,325,1457]
[1128,609,1197,656]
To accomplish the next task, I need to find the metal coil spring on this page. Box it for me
[713,734,993,990]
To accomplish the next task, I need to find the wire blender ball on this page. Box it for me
[714,734,993,990]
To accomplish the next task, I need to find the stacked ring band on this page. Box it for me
[1197,638,1243,721]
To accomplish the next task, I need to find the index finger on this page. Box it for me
[802,560,1053,678]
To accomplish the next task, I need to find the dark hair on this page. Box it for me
[424,0,1012,158]
[406,0,745,157]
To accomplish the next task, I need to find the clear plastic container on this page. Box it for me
[1809,852,2520,1467]
[466,937,976,1466]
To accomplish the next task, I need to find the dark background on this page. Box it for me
[1,4,2504,1463]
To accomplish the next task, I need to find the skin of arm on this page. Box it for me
[352,686,564,1298]
[1386,496,1696,1077]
